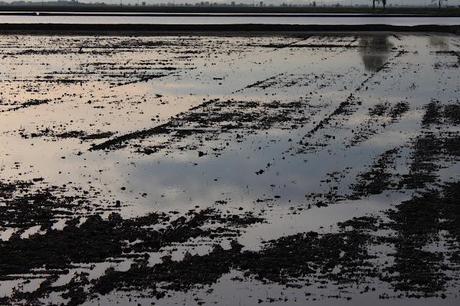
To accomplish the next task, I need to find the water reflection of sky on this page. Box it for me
[1,32,460,305]
[1,33,459,225]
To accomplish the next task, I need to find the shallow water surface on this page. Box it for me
[0,32,459,305]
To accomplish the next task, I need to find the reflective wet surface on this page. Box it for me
[0,32,459,305]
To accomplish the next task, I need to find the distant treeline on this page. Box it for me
[0,3,460,16]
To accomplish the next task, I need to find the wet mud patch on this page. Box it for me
[248,35,359,50]
[14,182,459,305]
[243,70,353,92]
[91,97,314,155]
[304,169,352,208]
[0,178,103,229]
[422,99,460,127]
[0,98,51,113]
[400,131,460,189]
[351,148,401,197]
[91,230,375,303]
[142,184,460,301]
[20,128,115,142]
[300,127,459,209]
[0,208,264,305]
[382,182,460,296]
[348,100,460,199]
[348,130,460,199]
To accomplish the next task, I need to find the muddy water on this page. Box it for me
[0,33,459,305]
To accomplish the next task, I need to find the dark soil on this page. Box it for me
[0,178,98,228]
[351,148,400,197]
[21,129,115,142]
[0,98,51,113]
[91,98,312,152]
[24,182,456,305]
[422,100,460,127]
[0,206,264,304]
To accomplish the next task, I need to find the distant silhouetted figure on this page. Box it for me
[372,0,387,11]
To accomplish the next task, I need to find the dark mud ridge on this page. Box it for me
[1,182,460,305]
[90,97,313,153]
[88,182,460,303]
[0,178,109,229]
[0,24,459,35]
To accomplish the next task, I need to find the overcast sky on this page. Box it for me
[87,0,458,5]
[81,0,458,4]
[4,0,460,6]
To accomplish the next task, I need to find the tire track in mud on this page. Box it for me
[248,43,404,185]
[231,35,316,93]
[249,45,432,207]
[268,35,313,50]
[297,47,440,191]
[298,98,460,209]
[235,36,359,93]
[297,49,405,151]
[348,101,410,147]
[90,36,359,153]
[299,93,360,147]
[256,38,403,158]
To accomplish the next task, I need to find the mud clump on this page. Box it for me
[239,230,375,286]
[401,132,460,189]
[352,148,400,197]
[22,129,114,142]
[0,215,125,277]
[382,182,460,296]
[422,100,443,126]
[422,100,460,127]
[93,230,375,301]
[0,179,95,228]
[388,101,410,119]
[93,244,238,298]
[0,98,51,113]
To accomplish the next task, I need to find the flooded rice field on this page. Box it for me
[0,32,459,305]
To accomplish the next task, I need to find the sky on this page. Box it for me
[4,0,460,6]
[84,0,456,5]
[82,0,459,6]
